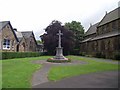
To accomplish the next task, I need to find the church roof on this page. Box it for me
[91,30,120,41]
[98,7,120,26]
[0,21,9,30]
[81,37,93,43]
[85,23,99,36]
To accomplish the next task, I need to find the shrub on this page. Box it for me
[79,52,86,56]
[47,58,71,63]
[70,49,80,55]
[2,52,41,60]
[95,52,105,58]
[113,52,120,60]
[85,54,93,57]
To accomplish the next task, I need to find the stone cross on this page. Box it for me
[57,30,63,48]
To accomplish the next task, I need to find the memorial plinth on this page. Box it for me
[54,47,68,60]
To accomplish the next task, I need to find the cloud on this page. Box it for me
[0,0,119,40]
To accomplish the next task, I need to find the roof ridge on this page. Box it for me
[0,21,10,23]
[98,7,119,26]
[107,7,120,15]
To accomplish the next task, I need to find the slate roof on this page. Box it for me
[0,21,19,42]
[0,21,38,45]
[81,37,93,43]
[0,21,9,30]
[21,31,38,45]
[85,23,99,36]
[14,30,23,41]
[91,30,120,41]
[21,31,33,38]
[98,7,120,26]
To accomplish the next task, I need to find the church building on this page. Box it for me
[80,7,120,59]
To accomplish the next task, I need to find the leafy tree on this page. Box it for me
[36,40,43,44]
[40,20,75,55]
[65,21,85,53]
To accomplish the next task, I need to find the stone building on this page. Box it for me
[80,7,120,59]
[0,21,19,52]
[0,21,39,52]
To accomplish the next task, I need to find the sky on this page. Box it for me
[0,0,119,40]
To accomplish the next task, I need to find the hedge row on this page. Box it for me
[2,52,41,60]
[79,52,120,60]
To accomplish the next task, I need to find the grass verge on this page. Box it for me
[2,56,51,88]
[48,55,119,81]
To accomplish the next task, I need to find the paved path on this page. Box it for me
[33,71,119,88]
[31,58,119,88]
[31,60,87,87]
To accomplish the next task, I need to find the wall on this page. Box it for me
[1,24,18,52]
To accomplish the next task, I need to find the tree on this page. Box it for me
[40,20,75,55]
[36,40,43,44]
[65,21,85,54]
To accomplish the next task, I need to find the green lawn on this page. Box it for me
[2,55,119,88]
[2,56,51,88]
[48,55,119,81]
[0,60,2,90]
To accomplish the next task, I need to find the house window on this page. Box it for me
[3,39,10,49]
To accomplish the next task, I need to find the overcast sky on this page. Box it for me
[0,0,119,40]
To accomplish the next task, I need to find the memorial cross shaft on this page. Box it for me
[57,30,63,48]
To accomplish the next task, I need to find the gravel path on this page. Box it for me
[31,60,87,87]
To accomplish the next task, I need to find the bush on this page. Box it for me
[2,52,41,60]
[79,52,86,56]
[114,52,120,60]
[70,49,80,55]
[95,52,105,58]
[47,58,71,63]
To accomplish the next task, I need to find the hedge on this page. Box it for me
[1,52,41,60]
[113,52,120,60]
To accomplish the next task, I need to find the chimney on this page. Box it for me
[13,28,17,31]
[90,23,92,27]
[105,11,107,15]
